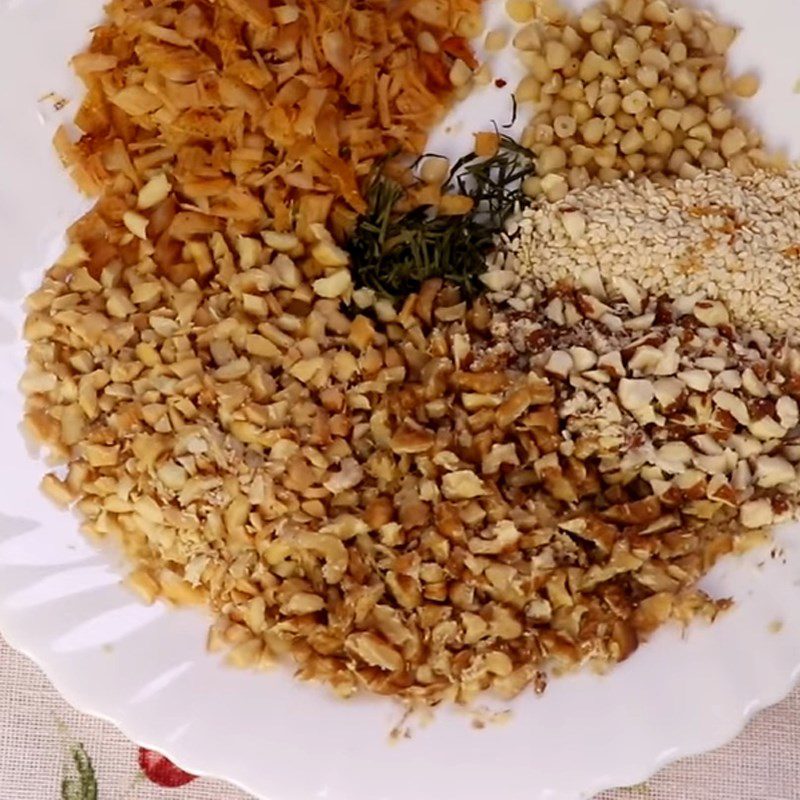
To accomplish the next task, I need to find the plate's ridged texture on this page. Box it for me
[1,2,800,799]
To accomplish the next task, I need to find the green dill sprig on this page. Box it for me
[346,134,535,300]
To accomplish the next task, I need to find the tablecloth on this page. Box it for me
[1,634,797,799]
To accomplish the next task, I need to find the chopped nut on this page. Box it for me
[618,378,654,411]
[713,391,750,425]
[40,473,74,506]
[545,350,574,379]
[693,301,729,327]
[679,369,713,392]
[481,271,518,292]
[346,632,404,672]
[777,396,799,429]
[137,173,170,209]
[749,416,787,441]
[740,498,774,529]
[442,470,486,500]
[653,377,683,408]
[122,211,149,239]
[598,351,625,377]
[390,426,436,454]
[754,456,795,488]
[313,269,352,298]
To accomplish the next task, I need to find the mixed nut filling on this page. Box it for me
[20,0,800,705]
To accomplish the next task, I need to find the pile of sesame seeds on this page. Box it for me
[483,168,800,333]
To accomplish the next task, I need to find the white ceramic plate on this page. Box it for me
[2,1,800,798]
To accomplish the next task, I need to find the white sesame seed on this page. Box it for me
[490,168,800,333]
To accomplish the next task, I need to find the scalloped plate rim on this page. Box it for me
[3,0,800,798]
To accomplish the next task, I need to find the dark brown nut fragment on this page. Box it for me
[453,371,511,393]
[602,496,663,525]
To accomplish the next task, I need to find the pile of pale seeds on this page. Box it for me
[498,0,772,201]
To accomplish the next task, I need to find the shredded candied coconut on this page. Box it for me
[486,169,800,332]
[54,0,483,237]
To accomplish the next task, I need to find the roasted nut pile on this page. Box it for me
[24,238,800,701]
[484,167,800,333]
[482,269,800,543]
[503,0,772,200]
[21,0,800,706]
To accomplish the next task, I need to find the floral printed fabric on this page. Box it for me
[59,744,199,798]
[1,635,798,800]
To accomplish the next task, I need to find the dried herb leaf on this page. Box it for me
[346,135,535,299]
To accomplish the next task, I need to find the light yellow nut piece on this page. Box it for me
[620,129,644,155]
[777,396,800,429]
[40,473,74,507]
[618,378,655,410]
[122,211,149,240]
[456,11,484,38]
[749,416,787,441]
[754,456,795,488]
[553,115,577,138]
[672,6,694,32]
[544,40,570,70]
[541,173,568,201]
[713,391,749,425]
[732,73,760,98]
[693,300,729,326]
[485,29,508,52]
[449,58,473,88]
[417,30,439,54]
[264,231,300,252]
[596,93,621,117]
[295,531,348,583]
[57,243,89,268]
[289,356,324,383]
[312,241,350,268]
[578,6,604,33]
[621,90,649,115]
[126,570,161,604]
[137,173,170,209]
[740,499,774,529]
[274,5,300,24]
[522,175,542,197]
[226,639,263,669]
[505,0,534,23]
[699,68,725,96]
[709,25,737,55]
[313,268,352,299]
[442,470,486,500]
[246,334,281,359]
[513,24,540,51]
[643,0,670,23]
[516,74,541,102]
[580,118,604,145]
[614,36,640,66]
[282,592,326,615]
[538,145,567,174]
[346,632,404,671]
[720,128,747,158]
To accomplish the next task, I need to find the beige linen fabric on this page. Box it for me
[1,634,797,799]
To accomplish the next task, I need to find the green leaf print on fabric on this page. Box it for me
[61,742,98,800]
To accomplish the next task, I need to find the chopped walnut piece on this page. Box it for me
[25,233,800,707]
